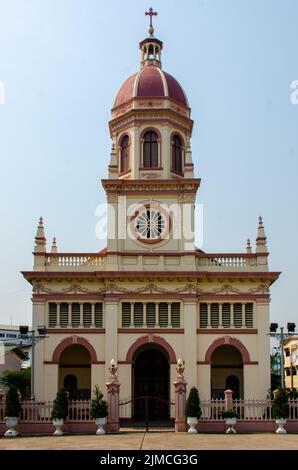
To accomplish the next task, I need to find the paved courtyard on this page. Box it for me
[0,432,298,450]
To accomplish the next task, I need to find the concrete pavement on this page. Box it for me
[0,432,298,450]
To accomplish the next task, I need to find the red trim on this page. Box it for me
[52,336,98,363]
[105,189,198,195]
[126,335,177,364]
[23,271,281,281]
[101,178,200,187]
[197,329,258,334]
[47,328,105,334]
[197,295,270,301]
[44,360,105,365]
[205,337,251,363]
[197,360,259,365]
[118,328,184,334]
[32,294,105,301]
[139,167,163,171]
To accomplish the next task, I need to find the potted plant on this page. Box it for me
[185,387,202,433]
[272,387,289,434]
[220,407,239,434]
[90,386,108,435]
[4,384,22,437]
[51,388,69,436]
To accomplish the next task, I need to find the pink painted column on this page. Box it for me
[224,389,233,409]
[173,358,187,432]
[106,359,120,433]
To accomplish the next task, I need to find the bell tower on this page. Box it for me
[102,10,200,257]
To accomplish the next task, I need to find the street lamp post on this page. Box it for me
[270,322,296,389]
[19,325,47,401]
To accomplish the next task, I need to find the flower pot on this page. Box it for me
[275,418,287,434]
[95,417,107,435]
[225,417,237,434]
[52,418,64,436]
[4,417,19,437]
[187,417,198,434]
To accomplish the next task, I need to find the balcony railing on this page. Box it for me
[40,252,259,273]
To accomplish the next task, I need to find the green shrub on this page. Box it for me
[90,386,108,419]
[185,387,202,419]
[4,384,22,418]
[220,407,239,419]
[0,367,31,399]
[51,388,69,420]
[272,387,289,419]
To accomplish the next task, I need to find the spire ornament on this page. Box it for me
[145,7,157,37]
[34,216,46,253]
[51,237,58,254]
[246,238,252,254]
[256,216,268,253]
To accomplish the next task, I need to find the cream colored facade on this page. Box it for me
[22,23,280,415]
[284,338,298,391]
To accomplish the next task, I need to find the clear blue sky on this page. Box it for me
[0,0,297,327]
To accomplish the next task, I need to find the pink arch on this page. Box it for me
[126,335,177,364]
[52,336,98,363]
[205,337,251,364]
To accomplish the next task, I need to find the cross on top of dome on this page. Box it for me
[145,7,158,37]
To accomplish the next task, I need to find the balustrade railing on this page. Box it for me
[45,254,106,269]
[42,252,258,272]
[196,254,257,270]
[0,398,297,423]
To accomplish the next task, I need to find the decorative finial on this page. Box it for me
[145,7,157,37]
[51,237,58,254]
[109,359,118,379]
[246,238,252,254]
[176,358,185,378]
[256,215,268,253]
[34,216,46,253]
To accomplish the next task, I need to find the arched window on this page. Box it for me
[171,135,183,173]
[120,135,129,173]
[143,131,158,168]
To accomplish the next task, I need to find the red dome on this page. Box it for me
[114,66,188,108]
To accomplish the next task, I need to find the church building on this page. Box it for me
[22,11,280,417]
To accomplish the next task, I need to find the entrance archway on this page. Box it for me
[211,345,243,399]
[59,344,91,399]
[132,345,170,420]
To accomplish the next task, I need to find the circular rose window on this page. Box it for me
[131,206,170,243]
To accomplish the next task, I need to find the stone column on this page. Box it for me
[183,300,197,388]
[224,389,233,409]
[106,360,120,433]
[104,300,118,382]
[32,300,46,400]
[173,359,187,432]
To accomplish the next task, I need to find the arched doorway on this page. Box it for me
[211,345,243,399]
[59,344,91,399]
[133,345,170,421]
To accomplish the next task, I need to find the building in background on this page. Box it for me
[0,325,31,374]
[22,12,280,418]
[284,337,298,391]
